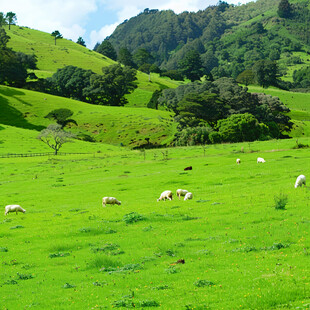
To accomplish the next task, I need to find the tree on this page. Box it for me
[83,64,137,106]
[117,47,136,67]
[175,92,226,128]
[252,59,278,88]
[178,50,205,82]
[133,48,153,67]
[45,109,77,128]
[236,69,255,86]
[49,65,94,101]
[0,12,7,27]
[76,36,86,47]
[278,0,292,18]
[5,12,16,30]
[96,40,117,60]
[216,113,269,143]
[51,30,63,45]
[37,124,75,155]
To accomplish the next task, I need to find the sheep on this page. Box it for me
[184,192,193,201]
[295,175,306,188]
[102,197,121,207]
[157,190,173,201]
[236,158,241,164]
[257,157,266,163]
[5,205,26,215]
[176,189,189,200]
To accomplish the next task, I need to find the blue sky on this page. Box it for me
[0,0,255,49]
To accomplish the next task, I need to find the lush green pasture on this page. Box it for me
[0,135,309,309]
[0,85,177,147]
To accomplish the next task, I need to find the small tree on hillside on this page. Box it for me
[45,108,77,128]
[5,12,17,30]
[37,124,75,155]
[51,30,63,45]
[76,36,86,47]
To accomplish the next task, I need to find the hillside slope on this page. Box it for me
[6,25,182,107]
[0,85,176,148]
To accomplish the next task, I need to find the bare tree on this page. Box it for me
[37,124,75,155]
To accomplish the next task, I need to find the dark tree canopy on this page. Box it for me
[76,37,86,47]
[96,40,117,60]
[252,59,279,88]
[83,64,137,106]
[117,47,136,67]
[178,50,205,82]
[45,108,77,128]
[278,0,292,18]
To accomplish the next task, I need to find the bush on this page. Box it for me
[274,193,288,210]
[123,212,145,224]
[174,126,213,146]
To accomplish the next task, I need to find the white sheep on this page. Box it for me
[236,158,241,164]
[5,205,26,215]
[176,189,188,200]
[157,190,173,201]
[295,175,306,188]
[102,197,121,207]
[184,192,193,201]
[257,157,266,163]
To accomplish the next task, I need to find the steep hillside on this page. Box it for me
[0,85,177,148]
[106,0,310,81]
[5,25,182,106]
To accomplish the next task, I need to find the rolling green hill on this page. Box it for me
[5,25,183,107]
[0,85,177,148]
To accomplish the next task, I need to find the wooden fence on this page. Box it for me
[0,152,91,158]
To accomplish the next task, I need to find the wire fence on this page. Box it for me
[0,152,91,158]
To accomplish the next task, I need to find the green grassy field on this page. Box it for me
[0,129,310,309]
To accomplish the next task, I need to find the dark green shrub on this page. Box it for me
[193,280,215,287]
[274,193,288,210]
[123,212,145,224]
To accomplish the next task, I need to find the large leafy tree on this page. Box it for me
[51,30,63,45]
[96,40,117,60]
[0,28,34,87]
[133,48,153,67]
[117,47,136,67]
[83,64,137,106]
[175,92,226,128]
[252,59,278,88]
[5,12,16,30]
[178,50,205,82]
[49,65,94,101]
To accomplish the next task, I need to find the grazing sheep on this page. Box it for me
[176,189,189,200]
[157,190,173,201]
[5,205,26,215]
[236,158,241,164]
[184,166,192,171]
[295,175,306,188]
[257,157,266,163]
[184,192,193,201]
[102,197,121,207]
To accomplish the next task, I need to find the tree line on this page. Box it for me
[148,77,292,145]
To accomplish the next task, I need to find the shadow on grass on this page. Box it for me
[0,88,45,131]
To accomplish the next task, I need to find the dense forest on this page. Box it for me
[96,0,310,90]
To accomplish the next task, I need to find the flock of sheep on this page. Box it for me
[3,157,307,215]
